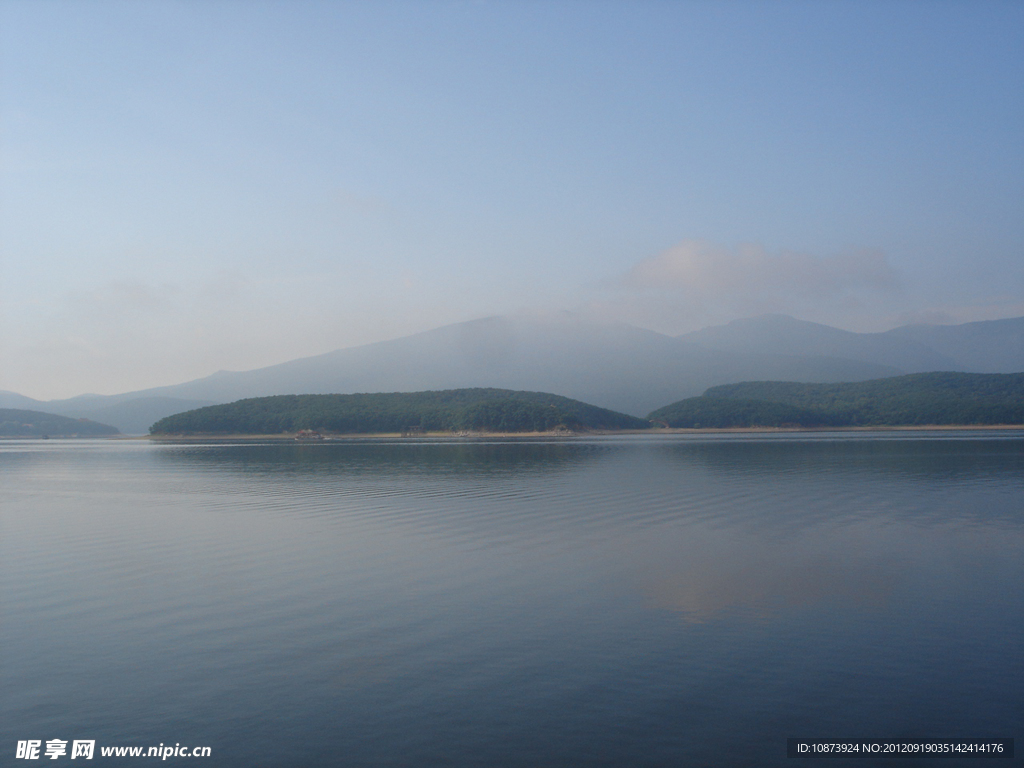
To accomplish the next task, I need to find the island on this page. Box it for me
[149,388,650,436]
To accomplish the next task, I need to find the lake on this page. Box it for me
[2,433,1021,766]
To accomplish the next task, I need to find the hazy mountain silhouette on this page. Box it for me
[0,393,216,436]
[5,312,1020,432]
[682,314,1024,373]
[678,314,959,371]
[883,316,1024,372]
[0,390,44,410]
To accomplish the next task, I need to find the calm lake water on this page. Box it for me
[2,433,1022,766]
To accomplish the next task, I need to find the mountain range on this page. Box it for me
[3,313,1021,433]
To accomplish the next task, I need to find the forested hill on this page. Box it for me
[648,372,1024,428]
[0,409,120,437]
[149,389,650,435]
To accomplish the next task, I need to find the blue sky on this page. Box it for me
[2,0,1022,399]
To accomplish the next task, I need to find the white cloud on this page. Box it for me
[619,239,898,302]
[590,239,903,333]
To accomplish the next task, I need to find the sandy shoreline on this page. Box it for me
[133,424,1024,441]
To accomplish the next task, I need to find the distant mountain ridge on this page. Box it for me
[678,314,1024,373]
[883,317,1024,372]
[4,313,1021,432]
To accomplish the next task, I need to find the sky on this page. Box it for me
[1,0,1022,400]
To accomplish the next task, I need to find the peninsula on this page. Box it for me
[0,408,120,437]
[650,372,1024,428]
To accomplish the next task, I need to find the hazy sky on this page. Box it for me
[2,1,1022,400]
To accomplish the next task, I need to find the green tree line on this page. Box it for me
[150,388,650,435]
[648,372,1024,428]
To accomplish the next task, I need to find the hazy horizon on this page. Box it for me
[3,1,1022,400]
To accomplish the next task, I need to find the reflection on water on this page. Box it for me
[1,434,1022,766]
[638,526,904,620]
